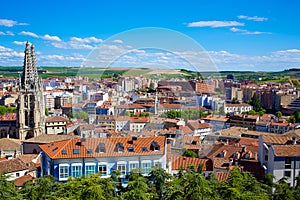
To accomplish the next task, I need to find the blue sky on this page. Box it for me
[0,0,299,71]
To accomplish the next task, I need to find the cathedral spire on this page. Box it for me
[21,41,39,90]
[17,42,45,140]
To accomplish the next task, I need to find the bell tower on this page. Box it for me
[16,42,45,140]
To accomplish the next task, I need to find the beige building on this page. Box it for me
[45,116,68,134]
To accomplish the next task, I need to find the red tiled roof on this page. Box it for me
[262,135,293,144]
[46,116,69,123]
[14,174,34,187]
[40,136,166,159]
[172,156,213,171]
[159,104,181,109]
[130,117,150,123]
[273,145,300,157]
[0,158,28,173]
[0,113,16,121]
[215,171,230,182]
[187,121,211,130]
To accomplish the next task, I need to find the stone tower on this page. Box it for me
[16,42,45,140]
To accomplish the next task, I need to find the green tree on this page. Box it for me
[182,149,198,158]
[164,176,184,200]
[121,170,153,200]
[231,98,240,104]
[149,166,170,200]
[45,108,49,116]
[0,106,7,115]
[275,111,282,118]
[220,167,269,200]
[288,115,296,123]
[0,172,21,200]
[249,93,262,112]
[7,106,16,113]
[248,110,257,115]
[273,177,295,200]
[74,111,89,119]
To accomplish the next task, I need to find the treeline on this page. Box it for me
[2,166,300,200]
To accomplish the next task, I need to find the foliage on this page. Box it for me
[0,172,21,199]
[162,109,207,120]
[3,166,300,200]
[45,108,49,116]
[74,111,89,120]
[249,93,262,112]
[275,111,282,118]
[0,106,16,115]
[182,148,198,158]
[288,111,300,123]
[231,98,240,104]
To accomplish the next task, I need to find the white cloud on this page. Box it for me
[230,27,271,35]
[188,20,244,28]
[238,15,268,22]
[19,31,39,38]
[0,19,29,27]
[19,31,62,41]
[274,49,300,54]
[70,36,103,43]
[51,36,103,50]
[41,34,62,42]
[113,39,123,44]
[0,31,14,36]
[13,41,30,46]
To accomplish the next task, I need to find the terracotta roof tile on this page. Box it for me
[262,135,293,144]
[172,156,213,171]
[0,113,17,121]
[46,116,69,123]
[215,171,231,182]
[25,134,79,144]
[272,145,300,156]
[40,136,166,159]
[0,158,28,173]
[14,174,34,187]
[0,138,21,150]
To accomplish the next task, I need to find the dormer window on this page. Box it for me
[128,147,134,152]
[150,141,160,151]
[96,143,106,153]
[115,142,124,152]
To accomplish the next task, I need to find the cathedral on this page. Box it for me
[16,42,45,140]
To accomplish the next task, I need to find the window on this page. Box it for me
[98,164,107,176]
[265,155,268,161]
[285,158,292,169]
[129,162,139,171]
[73,149,80,154]
[16,173,20,177]
[85,164,95,177]
[96,143,106,153]
[72,164,82,178]
[117,163,126,176]
[284,171,291,177]
[59,164,69,180]
[141,161,152,175]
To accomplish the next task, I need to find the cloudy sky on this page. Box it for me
[0,0,299,71]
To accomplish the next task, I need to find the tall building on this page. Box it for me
[16,42,45,140]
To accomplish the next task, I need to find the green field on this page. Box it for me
[0,66,300,83]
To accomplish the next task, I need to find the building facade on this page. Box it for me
[40,136,166,184]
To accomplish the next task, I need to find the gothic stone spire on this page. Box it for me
[21,41,39,90]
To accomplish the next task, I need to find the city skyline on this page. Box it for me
[0,0,299,71]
